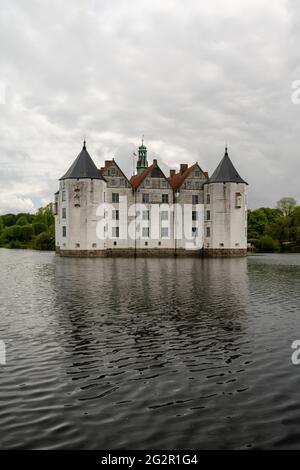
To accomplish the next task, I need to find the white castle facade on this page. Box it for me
[54,141,248,257]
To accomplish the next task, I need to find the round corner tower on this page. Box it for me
[54,141,106,255]
[203,147,248,257]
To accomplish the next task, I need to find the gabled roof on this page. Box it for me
[60,141,104,180]
[168,163,208,190]
[209,147,247,184]
[99,159,130,183]
[130,161,169,190]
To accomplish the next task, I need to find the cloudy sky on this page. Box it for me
[0,0,300,213]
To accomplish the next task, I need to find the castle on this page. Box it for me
[54,140,248,257]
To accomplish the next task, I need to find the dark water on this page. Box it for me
[0,249,300,449]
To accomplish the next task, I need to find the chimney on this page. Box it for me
[153,159,157,164]
[180,164,188,174]
[170,169,176,177]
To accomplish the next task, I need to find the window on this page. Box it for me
[158,241,161,246]
[113,241,117,246]
[92,243,97,248]
[162,194,169,203]
[62,190,66,202]
[161,211,168,220]
[112,210,119,220]
[161,180,167,188]
[235,193,242,208]
[161,227,169,238]
[142,210,150,220]
[192,227,198,237]
[108,167,116,176]
[112,193,119,203]
[76,243,80,248]
[54,203,58,215]
[192,211,197,221]
[195,170,200,177]
[142,227,150,238]
[62,208,66,219]
[112,227,119,238]
[192,195,199,205]
[220,243,224,247]
[62,226,67,237]
[206,194,210,204]
[144,179,150,187]
[142,193,150,203]
[206,210,211,221]
[206,227,211,237]
[145,242,148,246]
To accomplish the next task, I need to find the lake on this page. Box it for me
[0,249,300,449]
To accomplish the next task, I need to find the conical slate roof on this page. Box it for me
[60,141,104,180]
[209,147,247,184]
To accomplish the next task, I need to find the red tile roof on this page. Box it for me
[168,163,208,190]
[130,163,156,190]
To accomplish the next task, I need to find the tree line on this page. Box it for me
[0,204,55,251]
[248,197,300,252]
[0,197,299,252]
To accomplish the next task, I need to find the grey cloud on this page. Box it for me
[0,0,299,213]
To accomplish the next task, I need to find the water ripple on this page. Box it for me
[1,250,300,449]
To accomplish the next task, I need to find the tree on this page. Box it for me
[259,235,280,252]
[266,217,290,247]
[16,215,29,226]
[34,204,54,228]
[276,197,297,216]
[32,222,47,236]
[2,214,16,227]
[34,232,55,251]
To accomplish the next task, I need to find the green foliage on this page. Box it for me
[258,235,280,252]
[9,240,23,249]
[32,222,47,236]
[34,232,55,251]
[0,203,55,251]
[2,214,16,227]
[34,204,54,228]
[16,215,29,226]
[248,198,300,252]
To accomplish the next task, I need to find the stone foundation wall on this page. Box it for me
[203,248,247,257]
[58,248,203,257]
[57,248,247,258]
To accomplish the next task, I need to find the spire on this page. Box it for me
[136,136,148,175]
[60,141,104,180]
[209,147,247,184]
